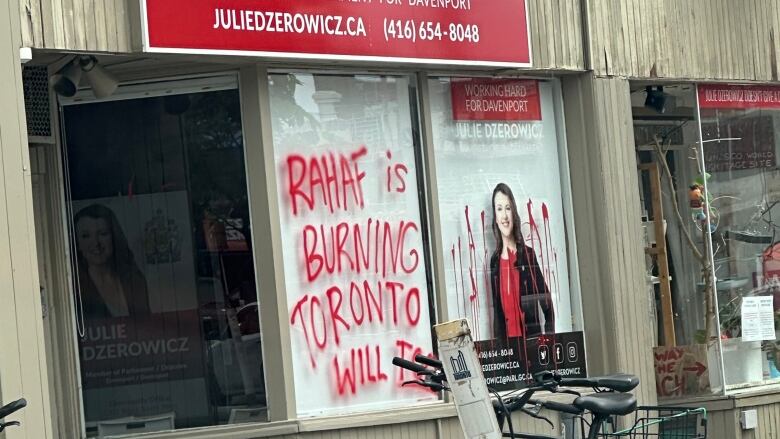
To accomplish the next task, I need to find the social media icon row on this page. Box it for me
[538,342,577,365]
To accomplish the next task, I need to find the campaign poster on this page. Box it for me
[71,192,210,425]
[429,77,586,390]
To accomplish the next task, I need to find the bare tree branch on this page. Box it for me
[650,135,717,344]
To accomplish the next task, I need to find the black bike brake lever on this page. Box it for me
[543,383,560,393]
[525,403,542,416]
[426,383,448,391]
[0,421,20,432]
[402,379,448,392]
[521,407,554,429]
[559,388,581,397]
[427,371,445,384]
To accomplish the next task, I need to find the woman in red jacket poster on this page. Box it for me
[489,183,554,341]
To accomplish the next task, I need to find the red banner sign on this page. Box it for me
[698,84,780,109]
[450,79,541,121]
[142,0,531,66]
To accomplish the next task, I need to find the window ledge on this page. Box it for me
[659,383,780,411]
[296,401,457,432]
[106,391,583,439]
[129,420,299,439]
[117,402,457,439]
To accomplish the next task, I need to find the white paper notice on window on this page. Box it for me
[741,296,776,342]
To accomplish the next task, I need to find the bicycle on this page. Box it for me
[392,355,706,439]
[0,397,27,433]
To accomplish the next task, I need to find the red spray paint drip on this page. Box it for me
[451,200,560,349]
[465,206,480,338]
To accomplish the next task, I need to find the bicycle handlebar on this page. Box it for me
[414,354,443,369]
[392,357,430,375]
[533,370,639,392]
[391,352,643,439]
[0,399,26,420]
[390,355,640,433]
[559,375,639,393]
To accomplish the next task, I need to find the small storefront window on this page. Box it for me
[61,80,266,435]
[427,77,586,390]
[635,84,780,399]
[696,84,780,390]
[268,73,436,416]
[632,84,717,400]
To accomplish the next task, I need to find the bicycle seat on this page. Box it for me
[563,374,639,392]
[573,393,636,416]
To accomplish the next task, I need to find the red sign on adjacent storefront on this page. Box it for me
[141,0,531,66]
[698,84,780,109]
[698,84,779,173]
[450,79,541,121]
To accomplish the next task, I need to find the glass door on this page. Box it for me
[60,76,267,436]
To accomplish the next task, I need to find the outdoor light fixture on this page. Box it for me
[51,56,118,98]
[51,58,83,97]
[644,86,666,114]
[79,56,118,98]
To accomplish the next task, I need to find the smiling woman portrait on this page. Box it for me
[74,204,151,319]
[489,182,554,341]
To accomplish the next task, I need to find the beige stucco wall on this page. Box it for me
[0,0,53,438]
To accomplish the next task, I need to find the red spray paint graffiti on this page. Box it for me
[333,345,389,396]
[450,201,559,343]
[283,146,428,398]
[525,200,558,323]
[286,146,368,216]
[464,206,480,339]
[289,279,423,367]
[302,219,420,282]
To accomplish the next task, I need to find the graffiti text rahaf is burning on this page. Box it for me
[284,145,430,397]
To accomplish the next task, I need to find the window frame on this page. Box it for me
[55,71,282,436]
[694,82,780,395]
[43,66,582,438]
[264,69,442,416]
[421,75,585,332]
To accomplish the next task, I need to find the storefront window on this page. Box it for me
[61,79,266,436]
[427,77,586,390]
[696,84,780,391]
[631,85,719,399]
[268,73,436,416]
[633,84,780,399]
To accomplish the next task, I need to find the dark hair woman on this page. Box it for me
[74,204,151,319]
[489,183,554,340]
